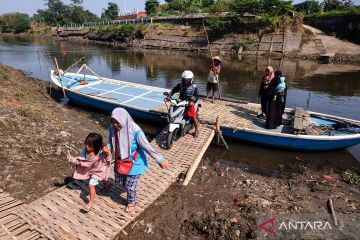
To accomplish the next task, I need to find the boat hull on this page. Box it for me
[221,126,360,151]
[66,90,164,124]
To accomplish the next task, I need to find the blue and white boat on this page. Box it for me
[50,68,360,151]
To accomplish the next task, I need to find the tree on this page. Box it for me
[101,2,119,21]
[14,14,31,33]
[71,0,83,4]
[0,13,30,33]
[230,0,293,16]
[167,0,202,13]
[145,0,160,15]
[323,0,354,11]
[231,0,262,15]
[33,0,99,26]
[294,0,322,14]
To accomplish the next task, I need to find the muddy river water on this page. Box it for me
[0,35,359,169]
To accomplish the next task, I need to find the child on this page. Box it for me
[273,71,286,102]
[206,56,222,102]
[67,132,112,212]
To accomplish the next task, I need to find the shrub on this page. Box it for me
[342,170,360,185]
[121,23,135,37]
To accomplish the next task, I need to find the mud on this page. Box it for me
[0,64,110,202]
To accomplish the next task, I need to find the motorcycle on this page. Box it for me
[163,92,200,149]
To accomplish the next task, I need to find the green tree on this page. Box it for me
[145,0,160,15]
[231,0,293,16]
[14,14,31,33]
[294,0,322,14]
[0,13,31,33]
[33,0,99,26]
[101,2,119,21]
[202,0,215,8]
[71,0,83,4]
[230,0,262,15]
[167,0,202,13]
[323,0,354,11]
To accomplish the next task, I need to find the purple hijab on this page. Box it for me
[110,108,141,159]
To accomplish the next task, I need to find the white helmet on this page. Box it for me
[181,70,194,80]
[181,70,194,86]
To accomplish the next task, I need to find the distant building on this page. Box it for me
[118,10,147,20]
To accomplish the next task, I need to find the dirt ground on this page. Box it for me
[0,64,111,202]
[0,65,359,239]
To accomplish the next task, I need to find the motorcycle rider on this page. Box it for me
[167,70,200,138]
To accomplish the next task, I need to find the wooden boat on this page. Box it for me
[50,68,360,151]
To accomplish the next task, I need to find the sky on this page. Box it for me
[0,0,359,16]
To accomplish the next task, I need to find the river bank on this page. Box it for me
[51,21,360,65]
[0,65,359,239]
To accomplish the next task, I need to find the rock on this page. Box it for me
[95,121,99,124]
[229,217,238,223]
[201,166,207,170]
[245,179,251,186]
[5,175,11,181]
[55,146,62,156]
[260,198,271,207]
[60,131,70,137]
[145,223,153,233]
[235,230,240,237]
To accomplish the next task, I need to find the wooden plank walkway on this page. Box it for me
[157,99,261,129]
[0,192,46,240]
[2,126,214,239]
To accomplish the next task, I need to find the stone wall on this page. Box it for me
[304,14,360,44]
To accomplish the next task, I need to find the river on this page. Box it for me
[0,35,359,168]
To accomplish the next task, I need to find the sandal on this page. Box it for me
[125,204,135,213]
[81,205,92,213]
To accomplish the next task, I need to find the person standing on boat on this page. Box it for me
[275,71,287,114]
[106,108,168,213]
[206,56,222,103]
[258,66,275,118]
[169,70,200,138]
[266,71,286,129]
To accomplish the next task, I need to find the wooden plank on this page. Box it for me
[3,125,215,239]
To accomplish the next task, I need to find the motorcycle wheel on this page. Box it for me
[173,128,179,141]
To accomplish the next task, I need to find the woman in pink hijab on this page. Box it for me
[258,66,275,118]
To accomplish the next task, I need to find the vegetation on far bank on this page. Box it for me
[0,0,359,40]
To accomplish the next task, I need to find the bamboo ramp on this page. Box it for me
[157,99,261,129]
[0,192,47,239]
[2,126,214,239]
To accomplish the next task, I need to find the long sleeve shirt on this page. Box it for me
[68,151,112,181]
[108,129,164,175]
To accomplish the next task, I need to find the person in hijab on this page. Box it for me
[258,66,275,118]
[266,71,285,129]
[106,108,168,213]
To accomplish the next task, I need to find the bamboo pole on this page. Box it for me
[183,130,215,186]
[62,57,85,76]
[202,21,221,99]
[215,116,229,150]
[54,57,67,99]
[327,199,338,226]
[66,64,86,87]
